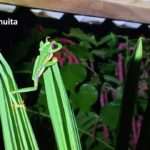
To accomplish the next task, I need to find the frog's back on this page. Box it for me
[32,41,51,80]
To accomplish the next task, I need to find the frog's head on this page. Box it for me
[39,36,62,54]
[39,36,52,53]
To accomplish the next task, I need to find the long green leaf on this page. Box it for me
[0,53,39,150]
[116,37,143,150]
[43,61,82,150]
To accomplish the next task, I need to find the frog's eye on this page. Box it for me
[51,41,57,49]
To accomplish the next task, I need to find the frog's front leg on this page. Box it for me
[51,41,62,53]
[45,57,58,67]
[36,57,57,80]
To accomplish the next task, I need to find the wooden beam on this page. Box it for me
[0,0,150,23]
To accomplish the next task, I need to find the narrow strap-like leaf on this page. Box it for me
[43,61,82,150]
[52,62,81,150]
[0,53,39,150]
[44,67,68,150]
[116,37,143,150]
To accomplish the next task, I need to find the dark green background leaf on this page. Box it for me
[100,101,121,130]
[72,84,98,111]
[61,64,87,90]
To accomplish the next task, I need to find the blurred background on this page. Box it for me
[0,2,150,150]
